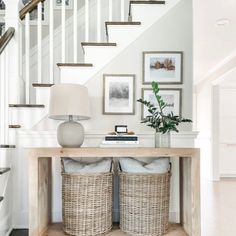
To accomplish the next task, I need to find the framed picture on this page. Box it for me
[0,0,5,10]
[141,88,182,119]
[103,74,135,115]
[21,0,49,25]
[0,22,5,36]
[143,51,183,84]
[54,0,73,10]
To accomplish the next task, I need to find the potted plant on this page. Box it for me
[137,81,192,147]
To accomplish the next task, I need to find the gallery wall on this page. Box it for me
[83,0,193,134]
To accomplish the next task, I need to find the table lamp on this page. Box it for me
[49,84,91,148]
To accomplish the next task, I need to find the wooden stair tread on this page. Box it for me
[57,63,93,67]
[9,125,21,129]
[0,145,16,148]
[130,1,165,4]
[105,21,141,26]
[81,42,117,47]
[9,104,45,108]
[0,197,3,202]
[32,83,54,87]
[0,168,11,175]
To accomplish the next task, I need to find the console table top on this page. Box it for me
[28,147,200,158]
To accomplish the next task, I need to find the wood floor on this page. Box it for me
[44,224,186,236]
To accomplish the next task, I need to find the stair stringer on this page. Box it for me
[60,0,182,84]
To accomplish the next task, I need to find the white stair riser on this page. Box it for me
[84,46,118,66]
[9,108,47,129]
[107,25,142,45]
[36,88,51,107]
[131,4,167,26]
[60,67,96,85]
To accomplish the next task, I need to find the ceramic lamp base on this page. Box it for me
[57,119,84,148]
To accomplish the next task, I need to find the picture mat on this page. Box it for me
[142,89,181,119]
[143,52,182,84]
[104,75,135,114]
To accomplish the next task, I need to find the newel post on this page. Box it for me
[4,0,22,103]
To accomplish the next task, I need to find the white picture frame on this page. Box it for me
[142,88,182,119]
[54,0,73,10]
[103,74,135,115]
[143,51,183,84]
[21,0,49,25]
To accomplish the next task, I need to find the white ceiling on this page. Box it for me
[194,0,236,83]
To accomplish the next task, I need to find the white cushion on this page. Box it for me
[119,157,170,174]
[62,158,112,173]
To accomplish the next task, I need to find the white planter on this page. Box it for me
[155,132,171,148]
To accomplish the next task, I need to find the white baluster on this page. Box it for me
[19,25,23,78]
[61,0,66,62]
[73,0,78,62]
[97,0,101,42]
[0,54,6,143]
[37,2,42,84]
[109,0,113,21]
[85,0,89,41]
[4,50,9,143]
[49,0,54,83]
[121,0,125,21]
[25,12,30,103]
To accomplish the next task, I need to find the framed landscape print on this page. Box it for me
[141,88,182,119]
[143,51,183,84]
[103,74,135,115]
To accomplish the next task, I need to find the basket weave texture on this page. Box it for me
[62,169,113,236]
[119,171,170,236]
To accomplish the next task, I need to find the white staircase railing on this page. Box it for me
[20,0,130,103]
[0,27,15,145]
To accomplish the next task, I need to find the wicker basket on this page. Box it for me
[119,168,170,236]
[62,161,113,236]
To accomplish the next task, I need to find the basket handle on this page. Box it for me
[168,162,172,174]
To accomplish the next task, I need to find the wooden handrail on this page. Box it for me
[19,0,45,20]
[0,27,15,55]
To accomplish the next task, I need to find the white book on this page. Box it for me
[102,140,139,144]
[100,143,140,148]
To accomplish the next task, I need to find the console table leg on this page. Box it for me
[180,153,201,236]
[29,154,52,236]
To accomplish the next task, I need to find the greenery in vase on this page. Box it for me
[137,81,192,134]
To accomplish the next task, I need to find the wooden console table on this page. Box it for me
[28,147,200,236]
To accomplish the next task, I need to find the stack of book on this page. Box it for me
[100,134,139,148]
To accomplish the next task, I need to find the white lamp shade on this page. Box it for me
[49,84,91,120]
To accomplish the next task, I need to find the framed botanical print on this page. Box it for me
[143,51,183,84]
[103,74,135,115]
[141,88,182,119]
